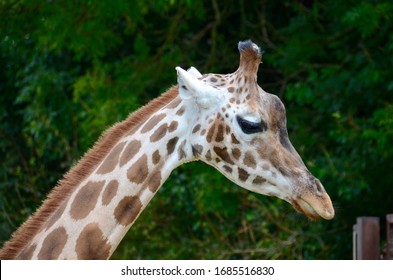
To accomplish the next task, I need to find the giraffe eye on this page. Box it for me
[237,116,267,134]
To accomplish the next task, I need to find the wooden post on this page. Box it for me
[353,217,380,260]
[353,224,358,259]
[386,214,393,260]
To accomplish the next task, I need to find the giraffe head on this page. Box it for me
[176,40,334,220]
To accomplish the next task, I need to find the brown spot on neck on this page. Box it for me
[75,223,111,260]
[37,227,68,259]
[127,154,149,184]
[101,180,119,206]
[45,199,68,230]
[166,97,181,109]
[16,243,37,260]
[96,142,126,174]
[150,123,169,142]
[167,137,179,155]
[70,181,105,220]
[192,124,201,134]
[168,121,179,132]
[119,140,141,167]
[178,139,187,160]
[176,106,185,116]
[141,113,166,133]
[152,150,161,165]
[147,171,162,193]
[114,196,143,227]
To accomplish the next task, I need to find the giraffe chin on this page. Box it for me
[290,193,335,221]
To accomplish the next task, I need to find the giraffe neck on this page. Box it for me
[1,87,197,259]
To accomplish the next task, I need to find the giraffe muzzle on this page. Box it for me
[291,191,335,220]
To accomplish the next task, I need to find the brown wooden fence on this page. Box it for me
[353,214,393,259]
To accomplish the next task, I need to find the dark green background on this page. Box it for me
[1,0,392,259]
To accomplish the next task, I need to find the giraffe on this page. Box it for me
[0,40,334,260]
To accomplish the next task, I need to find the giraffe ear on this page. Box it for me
[187,66,203,78]
[176,66,221,109]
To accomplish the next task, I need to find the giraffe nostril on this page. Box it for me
[314,178,325,193]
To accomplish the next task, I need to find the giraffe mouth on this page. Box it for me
[290,192,335,220]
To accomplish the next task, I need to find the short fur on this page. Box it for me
[0,86,179,259]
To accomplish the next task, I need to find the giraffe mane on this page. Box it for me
[0,86,179,259]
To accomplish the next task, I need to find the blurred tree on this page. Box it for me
[0,0,392,259]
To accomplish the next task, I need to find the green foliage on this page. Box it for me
[1,0,392,259]
[343,2,393,38]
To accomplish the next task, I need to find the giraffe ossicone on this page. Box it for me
[0,40,334,260]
